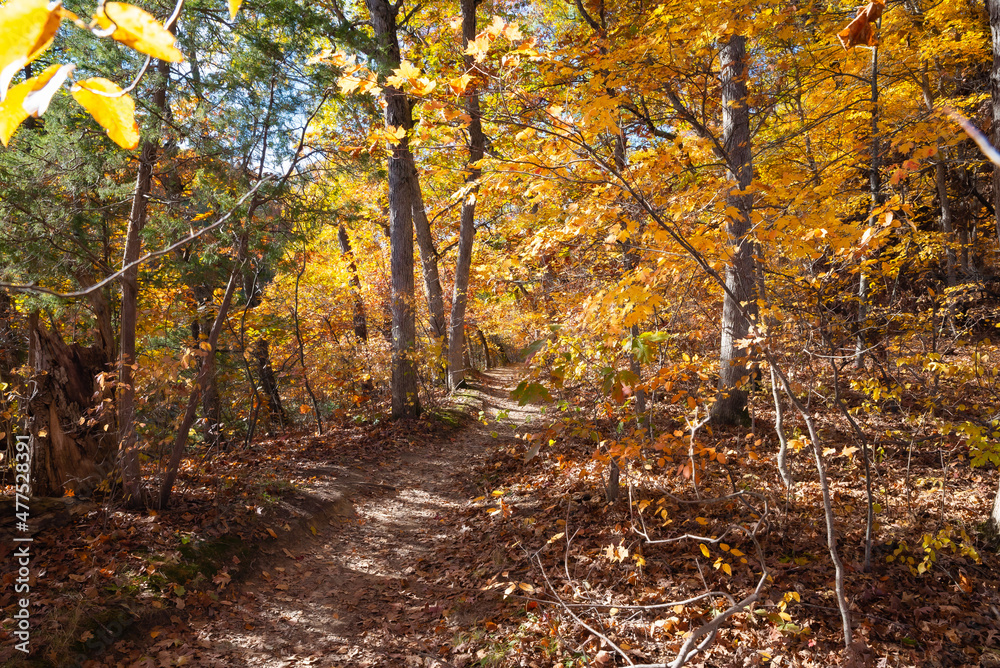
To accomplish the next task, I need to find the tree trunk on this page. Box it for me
[192,286,223,448]
[252,337,286,432]
[410,171,447,345]
[366,0,420,418]
[711,34,757,426]
[476,328,492,369]
[992,0,1000,522]
[159,272,238,509]
[447,0,486,390]
[119,55,172,506]
[990,0,1000,246]
[856,40,883,368]
[27,315,116,497]
[338,224,369,342]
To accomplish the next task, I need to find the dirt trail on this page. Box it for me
[147,367,537,667]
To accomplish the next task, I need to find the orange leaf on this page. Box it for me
[836,0,885,50]
[70,77,140,149]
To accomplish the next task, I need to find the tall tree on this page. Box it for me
[990,0,1000,246]
[447,0,486,390]
[365,0,420,417]
[711,34,757,425]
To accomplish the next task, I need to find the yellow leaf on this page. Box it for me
[695,516,709,525]
[0,0,62,100]
[0,63,65,146]
[518,582,534,593]
[384,124,406,144]
[338,75,361,95]
[394,59,420,81]
[699,544,710,558]
[96,3,183,63]
[547,532,565,544]
[730,548,745,557]
[228,0,241,19]
[70,78,140,149]
[411,77,436,96]
[485,15,505,37]
[449,73,472,95]
[502,22,523,41]
[722,563,732,576]
[464,35,490,62]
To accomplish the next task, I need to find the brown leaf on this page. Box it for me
[837,1,885,50]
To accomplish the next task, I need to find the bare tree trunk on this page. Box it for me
[476,328,492,369]
[27,315,116,497]
[338,224,369,342]
[192,286,223,448]
[159,271,239,509]
[990,0,1000,247]
[857,39,882,369]
[447,0,486,390]
[711,35,757,426]
[410,174,447,345]
[293,252,323,434]
[991,0,1000,524]
[366,0,420,417]
[252,337,285,432]
[119,55,172,506]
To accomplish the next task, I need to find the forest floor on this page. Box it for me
[3,366,1000,667]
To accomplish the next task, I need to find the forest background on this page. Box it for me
[4,0,1000,664]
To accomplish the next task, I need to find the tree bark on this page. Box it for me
[447,0,486,390]
[119,55,172,506]
[711,35,757,426]
[366,0,420,417]
[338,224,369,342]
[856,37,883,369]
[27,315,116,497]
[252,337,286,432]
[990,0,1000,246]
[410,171,447,345]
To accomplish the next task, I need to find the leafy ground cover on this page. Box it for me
[2,367,1000,667]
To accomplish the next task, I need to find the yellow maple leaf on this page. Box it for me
[338,75,362,94]
[502,23,523,41]
[96,2,183,62]
[384,124,407,144]
[449,73,472,95]
[411,77,436,96]
[395,59,420,80]
[465,35,490,63]
[485,15,505,37]
[0,0,62,100]
[70,78,140,149]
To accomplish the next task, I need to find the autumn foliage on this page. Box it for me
[2,0,1000,665]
